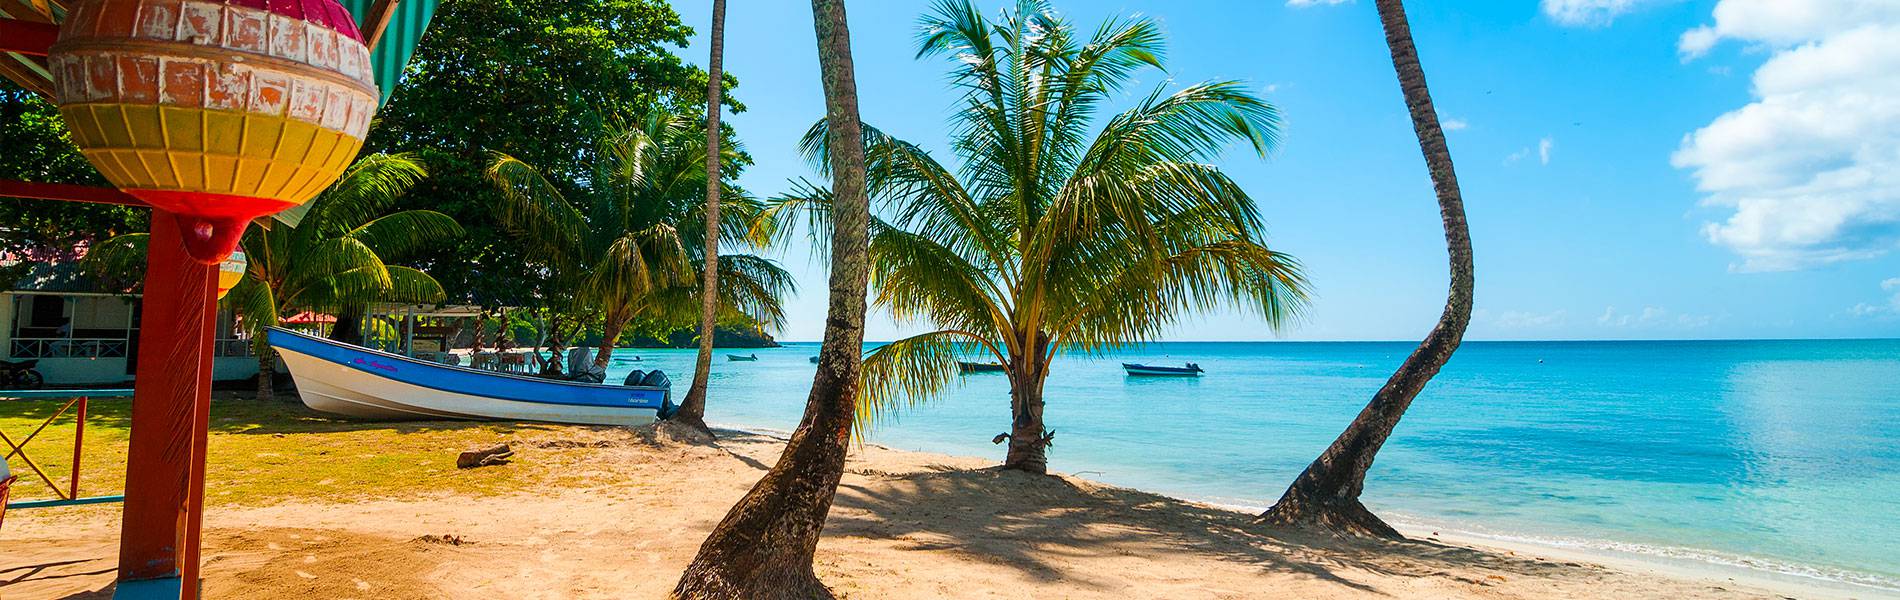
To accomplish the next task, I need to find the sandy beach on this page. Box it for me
[1,420,1852,600]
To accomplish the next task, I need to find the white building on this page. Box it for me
[2,264,264,386]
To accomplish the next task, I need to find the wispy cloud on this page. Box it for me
[1538,136,1555,164]
[1598,306,1715,329]
[1286,0,1351,7]
[1442,118,1469,132]
[1674,0,1900,272]
[1542,0,1656,27]
[1848,277,1900,317]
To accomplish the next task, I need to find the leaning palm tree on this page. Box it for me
[674,0,732,434]
[89,154,461,399]
[671,0,870,597]
[1256,0,1474,538]
[486,112,791,377]
[766,0,1308,474]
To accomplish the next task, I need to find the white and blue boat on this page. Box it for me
[268,327,673,426]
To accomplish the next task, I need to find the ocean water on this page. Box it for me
[604,340,1900,592]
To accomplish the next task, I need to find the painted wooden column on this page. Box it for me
[114,212,218,596]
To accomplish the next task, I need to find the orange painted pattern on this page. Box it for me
[50,0,376,208]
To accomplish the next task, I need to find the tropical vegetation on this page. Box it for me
[365,0,743,314]
[484,112,792,377]
[88,154,462,399]
[765,0,1309,474]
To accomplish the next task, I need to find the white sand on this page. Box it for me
[1,426,1864,599]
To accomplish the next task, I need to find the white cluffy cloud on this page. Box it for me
[1442,118,1469,132]
[1538,137,1555,165]
[1673,0,1900,272]
[1543,0,1650,27]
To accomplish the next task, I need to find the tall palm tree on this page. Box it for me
[1256,0,1474,538]
[486,112,791,377]
[674,0,730,434]
[768,0,1308,474]
[90,154,461,400]
[671,0,870,596]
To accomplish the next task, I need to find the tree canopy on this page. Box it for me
[364,0,748,312]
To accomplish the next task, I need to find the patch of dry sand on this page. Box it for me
[0,426,1826,599]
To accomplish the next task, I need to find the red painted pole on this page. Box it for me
[70,396,87,499]
[116,211,217,593]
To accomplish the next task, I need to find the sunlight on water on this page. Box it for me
[608,339,1900,591]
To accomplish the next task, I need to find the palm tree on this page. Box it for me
[767,0,1308,474]
[90,154,461,400]
[1256,0,1474,538]
[485,112,791,378]
[671,0,870,596]
[674,0,731,434]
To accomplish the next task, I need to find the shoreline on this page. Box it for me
[717,419,1896,600]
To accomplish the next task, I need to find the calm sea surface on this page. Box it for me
[605,339,1900,592]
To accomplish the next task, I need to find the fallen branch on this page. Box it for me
[457,443,514,469]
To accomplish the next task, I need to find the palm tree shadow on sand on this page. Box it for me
[825,467,1590,596]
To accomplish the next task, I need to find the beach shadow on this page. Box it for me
[828,467,1587,595]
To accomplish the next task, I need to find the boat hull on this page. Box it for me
[270,328,670,426]
[1121,363,1203,377]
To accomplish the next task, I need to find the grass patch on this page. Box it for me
[2,393,572,506]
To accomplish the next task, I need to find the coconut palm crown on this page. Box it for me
[486,111,793,374]
[767,0,1309,474]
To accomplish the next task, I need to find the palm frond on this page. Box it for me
[857,328,1001,438]
[347,210,464,260]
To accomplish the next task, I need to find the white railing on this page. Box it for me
[10,338,128,359]
[9,337,255,359]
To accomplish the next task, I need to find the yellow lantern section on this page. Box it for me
[216,250,246,299]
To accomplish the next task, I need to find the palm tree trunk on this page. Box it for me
[673,0,728,435]
[1003,372,1048,476]
[1257,0,1474,538]
[593,315,626,371]
[254,344,276,401]
[329,305,364,344]
[671,0,869,596]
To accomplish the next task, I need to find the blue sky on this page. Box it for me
[663,0,1900,342]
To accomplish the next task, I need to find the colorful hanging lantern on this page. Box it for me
[216,250,246,298]
[48,0,379,264]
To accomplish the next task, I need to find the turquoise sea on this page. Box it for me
[604,339,1900,593]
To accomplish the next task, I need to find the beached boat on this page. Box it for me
[1122,362,1204,377]
[958,361,1006,373]
[728,354,759,362]
[269,327,673,426]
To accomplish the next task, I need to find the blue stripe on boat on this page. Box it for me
[267,327,668,410]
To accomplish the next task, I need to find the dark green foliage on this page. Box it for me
[362,0,746,310]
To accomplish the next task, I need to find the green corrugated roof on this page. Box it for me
[340,0,440,105]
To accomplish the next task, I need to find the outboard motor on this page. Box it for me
[621,369,647,386]
[638,369,671,390]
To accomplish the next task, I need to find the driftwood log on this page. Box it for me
[457,443,514,469]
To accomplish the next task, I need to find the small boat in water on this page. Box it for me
[727,354,759,362]
[809,356,820,364]
[1122,362,1204,377]
[269,328,672,425]
[957,361,1006,373]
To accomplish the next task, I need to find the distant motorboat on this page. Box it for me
[613,356,642,363]
[727,354,759,362]
[809,356,820,364]
[268,328,672,425]
[1122,362,1204,377]
[958,361,1006,373]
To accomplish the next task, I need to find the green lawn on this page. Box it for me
[2,393,566,506]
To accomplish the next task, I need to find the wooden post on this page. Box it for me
[69,396,86,499]
[115,211,218,597]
